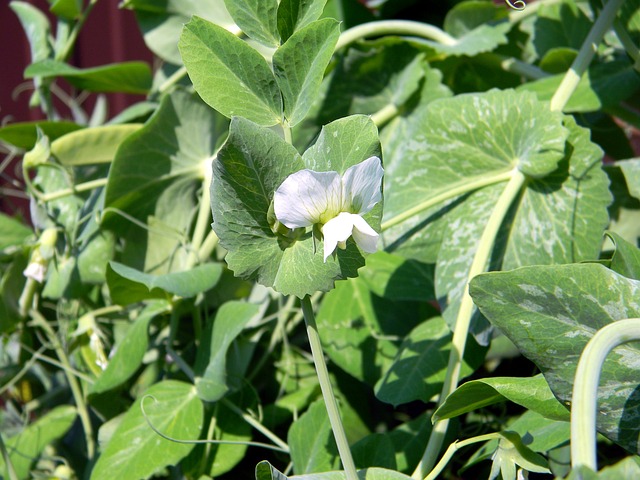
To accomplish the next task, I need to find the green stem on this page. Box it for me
[56,0,99,62]
[336,20,456,51]
[412,169,526,479]
[158,66,188,94]
[198,230,219,262]
[186,162,213,269]
[0,431,19,480]
[424,432,502,480]
[31,311,95,459]
[613,18,640,66]
[282,122,293,144]
[301,296,358,480]
[549,0,626,112]
[381,169,513,232]
[571,318,640,470]
[222,399,290,453]
[38,177,108,202]
[370,103,399,128]
[18,278,39,318]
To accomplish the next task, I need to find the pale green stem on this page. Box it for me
[412,169,526,479]
[186,163,213,269]
[571,318,640,471]
[0,432,19,480]
[336,20,456,51]
[38,177,108,202]
[222,399,290,453]
[424,432,502,480]
[198,230,219,262]
[282,122,293,144]
[381,170,513,232]
[158,66,188,94]
[31,311,95,459]
[301,296,358,480]
[549,0,626,112]
[56,0,99,61]
[613,19,640,66]
[18,278,39,318]
[371,103,399,128]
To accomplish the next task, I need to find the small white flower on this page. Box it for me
[274,156,383,262]
[23,261,46,283]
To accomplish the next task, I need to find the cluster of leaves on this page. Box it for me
[2,0,640,479]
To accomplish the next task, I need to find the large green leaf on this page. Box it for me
[618,158,640,200]
[0,214,32,252]
[24,59,152,94]
[531,0,592,58]
[273,18,340,126]
[470,264,640,454]
[606,231,640,280]
[277,0,328,42]
[0,121,81,150]
[316,275,424,386]
[50,124,142,166]
[90,301,168,394]
[212,115,381,297]
[224,0,280,47]
[288,399,338,474]
[0,406,76,480]
[195,301,260,401]
[443,0,508,37]
[179,16,283,126]
[433,374,570,423]
[10,1,51,62]
[125,0,236,64]
[91,380,203,480]
[374,317,486,406]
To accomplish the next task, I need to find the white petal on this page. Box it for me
[341,156,383,214]
[351,214,379,253]
[23,262,46,282]
[274,169,341,228]
[321,212,355,262]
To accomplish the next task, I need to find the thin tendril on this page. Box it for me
[140,395,289,454]
[505,0,526,10]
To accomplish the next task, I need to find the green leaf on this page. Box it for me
[91,380,203,480]
[256,461,289,480]
[127,0,236,65]
[518,61,640,113]
[107,262,223,304]
[531,0,592,59]
[212,115,381,297]
[277,0,328,42]
[179,16,283,126]
[10,1,52,62]
[273,18,340,126]
[358,251,434,302]
[351,433,397,470]
[488,431,550,479]
[195,301,260,402]
[90,302,168,395]
[224,0,279,46]
[417,22,511,57]
[288,399,338,474]
[374,317,486,406]
[51,124,143,166]
[0,214,32,252]
[24,59,152,94]
[443,1,507,37]
[50,0,81,19]
[618,158,640,200]
[0,121,81,150]
[606,231,640,280]
[470,263,640,454]
[0,405,76,480]
[505,410,570,454]
[433,374,570,423]
[316,276,424,386]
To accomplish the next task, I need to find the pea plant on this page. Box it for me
[2,0,640,479]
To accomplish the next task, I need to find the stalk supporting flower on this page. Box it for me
[274,156,384,262]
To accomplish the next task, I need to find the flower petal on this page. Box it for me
[321,212,355,262]
[351,214,379,253]
[274,169,341,228]
[341,156,383,214]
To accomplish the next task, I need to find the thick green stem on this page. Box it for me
[549,0,626,112]
[381,170,513,232]
[571,318,640,471]
[412,169,526,479]
[336,20,456,51]
[301,296,358,480]
[31,312,95,459]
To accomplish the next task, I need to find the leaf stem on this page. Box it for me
[571,318,640,471]
[424,432,502,480]
[222,399,290,453]
[186,160,214,269]
[381,169,513,232]
[31,311,95,459]
[336,20,456,52]
[300,295,358,480]
[38,177,108,202]
[549,0,626,112]
[371,103,399,128]
[412,169,526,479]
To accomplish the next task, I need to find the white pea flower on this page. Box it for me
[274,156,383,262]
